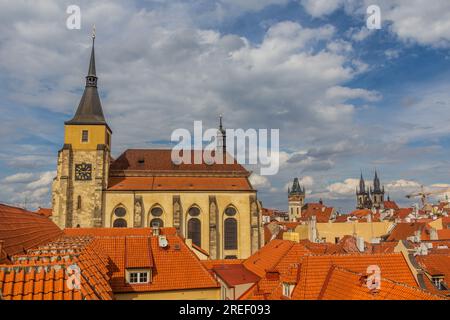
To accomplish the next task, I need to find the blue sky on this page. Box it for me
[1,0,450,212]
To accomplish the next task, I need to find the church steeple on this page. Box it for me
[217,114,226,153]
[65,27,108,129]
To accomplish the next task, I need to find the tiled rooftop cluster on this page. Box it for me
[0,236,113,300]
[231,240,448,300]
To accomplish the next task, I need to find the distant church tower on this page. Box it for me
[52,31,111,228]
[370,170,385,209]
[288,178,305,221]
[356,173,372,209]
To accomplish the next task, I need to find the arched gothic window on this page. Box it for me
[224,218,237,250]
[150,218,164,228]
[113,218,127,228]
[188,218,201,247]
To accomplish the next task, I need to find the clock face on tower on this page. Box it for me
[75,163,92,181]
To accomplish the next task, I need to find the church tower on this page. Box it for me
[356,172,372,209]
[52,31,111,228]
[370,170,385,209]
[288,178,305,221]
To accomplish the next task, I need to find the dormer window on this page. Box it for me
[126,269,151,284]
[432,276,447,290]
[282,283,294,298]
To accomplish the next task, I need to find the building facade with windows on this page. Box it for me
[51,36,263,260]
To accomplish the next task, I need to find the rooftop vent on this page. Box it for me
[137,158,145,164]
[174,243,181,250]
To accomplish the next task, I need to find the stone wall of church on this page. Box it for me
[103,191,261,259]
[52,147,108,228]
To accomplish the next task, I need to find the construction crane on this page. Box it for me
[405,185,450,206]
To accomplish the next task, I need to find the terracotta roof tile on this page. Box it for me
[318,267,445,300]
[387,222,431,241]
[0,236,113,300]
[63,228,219,293]
[107,176,253,191]
[292,253,419,300]
[437,229,450,240]
[0,204,62,264]
[212,264,260,287]
[110,149,249,175]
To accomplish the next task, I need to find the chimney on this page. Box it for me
[414,230,422,243]
[152,226,160,236]
[430,228,438,241]
[356,237,365,252]
[309,216,318,242]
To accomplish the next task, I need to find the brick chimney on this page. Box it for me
[152,226,160,236]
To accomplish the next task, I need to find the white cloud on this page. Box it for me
[3,172,34,184]
[0,171,55,209]
[327,178,359,196]
[26,171,56,190]
[300,0,343,18]
[385,179,421,190]
[249,173,271,189]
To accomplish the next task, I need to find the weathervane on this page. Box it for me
[92,24,96,40]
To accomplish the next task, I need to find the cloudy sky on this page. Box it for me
[1,0,450,212]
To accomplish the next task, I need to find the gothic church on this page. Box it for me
[51,35,263,259]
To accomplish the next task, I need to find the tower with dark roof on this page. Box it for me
[356,173,372,209]
[370,170,385,209]
[288,177,306,221]
[52,29,111,228]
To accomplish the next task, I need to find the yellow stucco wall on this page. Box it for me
[104,191,255,259]
[114,288,221,300]
[64,124,110,150]
[429,218,443,230]
[293,221,393,243]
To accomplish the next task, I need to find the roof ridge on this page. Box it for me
[317,264,337,300]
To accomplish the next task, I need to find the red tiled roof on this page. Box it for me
[416,254,450,295]
[107,176,253,191]
[387,222,431,241]
[394,208,414,220]
[110,149,249,175]
[125,237,153,269]
[212,264,260,287]
[300,203,333,223]
[64,228,219,293]
[384,201,399,210]
[243,240,310,277]
[318,267,444,300]
[241,252,420,300]
[0,204,63,264]
[36,208,52,217]
[0,237,113,300]
[201,259,244,270]
[292,253,419,300]
[437,229,450,240]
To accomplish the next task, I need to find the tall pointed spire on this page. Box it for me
[359,171,365,193]
[66,26,108,129]
[217,114,226,153]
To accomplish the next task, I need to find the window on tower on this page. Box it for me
[82,130,89,142]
